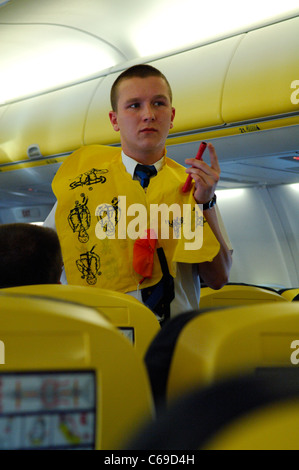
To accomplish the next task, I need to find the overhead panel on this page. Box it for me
[83,73,121,146]
[0,105,9,162]
[150,35,244,133]
[1,16,299,170]
[222,16,299,123]
[0,78,102,165]
[83,35,244,146]
[0,23,122,103]
[83,19,299,149]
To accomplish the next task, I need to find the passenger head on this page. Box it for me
[110,64,173,112]
[0,223,63,288]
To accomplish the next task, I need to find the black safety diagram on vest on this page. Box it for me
[69,168,108,190]
[67,193,91,243]
[193,206,206,227]
[166,206,206,239]
[168,216,184,238]
[76,245,101,285]
[95,196,121,237]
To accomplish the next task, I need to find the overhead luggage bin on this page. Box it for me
[83,72,122,146]
[0,78,102,165]
[222,16,299,123]
[1,16,298,167]
[150,35,243,133]
[83,35,244,145]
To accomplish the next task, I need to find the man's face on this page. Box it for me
[109,76,175,163]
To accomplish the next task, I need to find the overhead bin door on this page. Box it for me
[0,79,102,164]
[83,36,244,145]
[222,16,299,123]
[149,35,244,133]
[84,73,122,146]
[0,105,9,163]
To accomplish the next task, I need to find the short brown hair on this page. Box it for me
[0,223,63,288]
[110,64,173,111]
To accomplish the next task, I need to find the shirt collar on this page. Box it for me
[121,151,165,178]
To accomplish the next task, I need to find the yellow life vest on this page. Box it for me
[52,145,220,293]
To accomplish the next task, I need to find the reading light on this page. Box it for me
[289,183,299,192]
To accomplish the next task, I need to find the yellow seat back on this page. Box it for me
[167,302,299,403]
[280,288,299,302]
[1,284,160,358]
[206,397,299,450]
[0,293,154,450]
[126,374,299,450]
[200,284,286,309]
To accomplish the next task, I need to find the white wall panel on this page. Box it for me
[217,186,299,288]
[267,184,299,283]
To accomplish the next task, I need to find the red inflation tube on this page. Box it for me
[182,141,207,193]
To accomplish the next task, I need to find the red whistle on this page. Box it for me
[182,141,207,193]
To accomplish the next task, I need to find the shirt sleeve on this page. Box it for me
[43,201,57,230]
[215,205,233,252]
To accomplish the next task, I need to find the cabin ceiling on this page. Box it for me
[0,0,299,211]
[1,0,299,107]
[2,0,298,89]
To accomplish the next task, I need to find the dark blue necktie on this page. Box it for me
[134,164,157,188]
[133,163,174,325]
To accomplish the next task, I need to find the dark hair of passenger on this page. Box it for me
[110,64,173,111]
[0,223,63,288]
